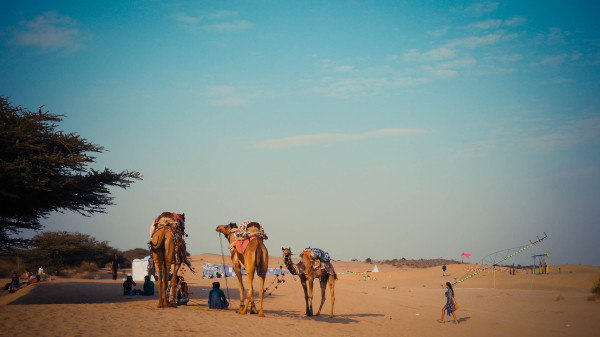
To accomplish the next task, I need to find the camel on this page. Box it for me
[216,222,268,317]
[150,212,186,308]
[282,247,336,318]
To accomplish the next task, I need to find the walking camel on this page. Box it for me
[150,212,187,308]
[216,222,269,317]
[282,247,336,318]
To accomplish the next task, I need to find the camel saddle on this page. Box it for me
[301,248,336,276]
[229,221,268,254]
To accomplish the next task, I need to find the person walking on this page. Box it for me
[437,282,458,324]
[111,255,120,280]
[442,264,447,276]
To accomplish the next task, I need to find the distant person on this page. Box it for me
[437,282,458,324]
[176,276,189,305]
[111,255,120,280]
[208,281,229,309]
[3,272,20,291]
[442,264,447,277]
[147,256,156,281]
[123,275,136,295]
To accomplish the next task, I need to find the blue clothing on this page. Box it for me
[142,280,154,296]
[208,288,228,309]
[445,290,456,316]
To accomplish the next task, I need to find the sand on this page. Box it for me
[1,254,599,337]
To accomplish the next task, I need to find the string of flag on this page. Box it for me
[453,232,547,286]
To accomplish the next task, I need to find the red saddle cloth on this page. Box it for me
[235,237,260,254]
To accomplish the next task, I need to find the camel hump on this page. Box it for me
[246,222,261,232]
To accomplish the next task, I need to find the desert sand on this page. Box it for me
[1,254,599,337]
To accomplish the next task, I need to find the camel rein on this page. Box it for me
[218,233,231,301]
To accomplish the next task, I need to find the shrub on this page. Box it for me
[592,277,600,296]
[79,261,99,273]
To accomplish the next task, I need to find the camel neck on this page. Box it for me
[284,256,298,275]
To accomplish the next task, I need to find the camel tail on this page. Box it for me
[150,229,166,252]
[255,244,268,276]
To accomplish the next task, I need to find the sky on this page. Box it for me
[1,1,599,267]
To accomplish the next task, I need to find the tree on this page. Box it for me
[26,231,119,275]
[0,96,141,251]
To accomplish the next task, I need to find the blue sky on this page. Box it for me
[1,1,599,266]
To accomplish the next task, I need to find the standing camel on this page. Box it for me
[282,247,336,318]
[216,222,268,317]
[150,212,187,308]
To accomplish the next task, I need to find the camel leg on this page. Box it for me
[168,263,181,307]
[257,274,265,317]
[329,275,335,318]
[306,275,314,316]
[240,263,256,315]
[300,277,310,315]
[315,276,328,316]
[165,254,176,307]
[152,251,166,308]
[233,263,245,313]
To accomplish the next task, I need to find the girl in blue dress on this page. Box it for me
[438,282,458,324]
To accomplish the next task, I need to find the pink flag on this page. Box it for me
[461,252,471,258]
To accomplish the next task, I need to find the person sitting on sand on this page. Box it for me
[27,275,43,285]
[176,276,189,305]
[133,275,155,296]
[3,272,20,291]
[438,282,458,324]
[208,281,228,309]
[20,268,34,282]
[123,275,136,295]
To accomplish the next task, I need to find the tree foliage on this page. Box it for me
[26,231,119,275]
[0,96,141,251]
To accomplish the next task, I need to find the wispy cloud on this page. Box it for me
[447,32,503,49]
[540,54,568,67]
[464,1,499,17]
[526,114,600,150]
[469,19,503,30]
[504,16,526,27]
[9,11,83,53]
[312,76,429,98]
[253,128,428,149]
[174,10,252,32]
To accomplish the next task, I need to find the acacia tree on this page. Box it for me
[0,96,141,251]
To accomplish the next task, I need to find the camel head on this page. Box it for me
[216,222,237,236]
[282,247,293,258]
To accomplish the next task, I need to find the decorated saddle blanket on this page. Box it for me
[301,248,330,263]
[229,221,268,254]
[300,248,336,276]
[150,213,194,272]
[232,221,268,240]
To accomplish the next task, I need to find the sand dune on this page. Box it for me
[1,254,599,337]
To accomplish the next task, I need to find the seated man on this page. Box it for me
[208,281,229,309]
[135,275,154,296]
[123,275,136,295]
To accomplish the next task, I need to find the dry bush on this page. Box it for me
[78,261,98,273]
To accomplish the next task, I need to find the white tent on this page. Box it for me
[371,265,379,273]
[132,256,150,281]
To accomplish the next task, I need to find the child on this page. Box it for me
[208,282,229,309]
